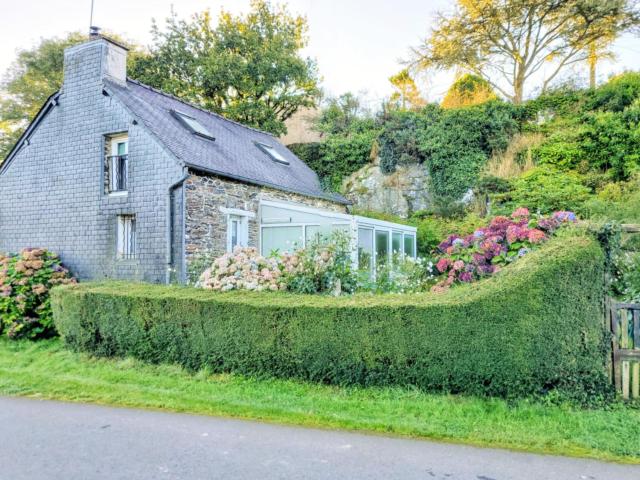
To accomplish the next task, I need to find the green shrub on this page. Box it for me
[581,174,640,223]
[500,165,591,214]
[52,235,610,401]
[0,249,76,339]
[289,119,381,192]
[373,101,520,200]
[419,101,520,199]
[378,107,434,173]
[579,107,640,181]
[531,130,584,170]
[612,250,640,303]
[413,212,487,255]
[585,72,640,113]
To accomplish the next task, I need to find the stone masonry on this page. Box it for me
[184,171,347,267]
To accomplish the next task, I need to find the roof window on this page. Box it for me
[171,110,215,141]
[256,142,289,165]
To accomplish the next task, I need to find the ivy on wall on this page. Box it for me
[378,101,520,199]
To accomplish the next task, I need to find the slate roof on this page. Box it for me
[105,79,348,204]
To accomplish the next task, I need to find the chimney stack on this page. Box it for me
[62,33,129,93]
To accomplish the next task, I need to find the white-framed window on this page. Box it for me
[221,207,254,252]
[116,215,136,259]
[108,136,129,194]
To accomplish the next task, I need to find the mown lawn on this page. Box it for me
[1,338,639,463]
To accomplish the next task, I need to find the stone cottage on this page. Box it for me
[0,35,415,283]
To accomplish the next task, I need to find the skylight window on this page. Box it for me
[256,142,289,165]
[171,110,215,141]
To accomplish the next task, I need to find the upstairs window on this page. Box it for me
[256,142,289,165]
[107,136,128,194]
[116,215,136,259]
[171,110,215,141]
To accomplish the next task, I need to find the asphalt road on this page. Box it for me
[0,396,638,480]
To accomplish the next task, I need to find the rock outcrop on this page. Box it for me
[342,158,431,218]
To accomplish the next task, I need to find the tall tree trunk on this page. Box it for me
[588,42,597,89]
[513,63,526,104]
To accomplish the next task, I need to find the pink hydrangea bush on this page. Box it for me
[198,247,286,292]
[0,248,76,339]
[430,208,577,293]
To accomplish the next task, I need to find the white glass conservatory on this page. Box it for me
[259,200,417,276]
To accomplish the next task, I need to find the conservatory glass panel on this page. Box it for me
[261,204,341,225]
[392,232,402,256]
[261,226,303,255]
[404,234,416,258]
[305,225,323,245]
[375,230,390,266]
[358,228,374,273]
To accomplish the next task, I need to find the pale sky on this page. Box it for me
[1,0,639,106]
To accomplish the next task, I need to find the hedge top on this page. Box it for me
[54,233,603,309]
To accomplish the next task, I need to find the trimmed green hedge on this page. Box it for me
[52,235,611,399]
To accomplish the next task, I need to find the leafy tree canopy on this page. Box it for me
[413,0,640,103]
[131,0,320,135]
[388,69,426,111]
[313,92,370,135]
[441,73,497,109]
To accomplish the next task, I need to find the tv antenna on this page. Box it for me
[89,0,99,36]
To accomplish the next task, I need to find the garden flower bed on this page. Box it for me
[194,208,578,296]
[431,208,577,291]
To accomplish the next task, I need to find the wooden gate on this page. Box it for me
[609,301,640,399]
[608,224,640,399]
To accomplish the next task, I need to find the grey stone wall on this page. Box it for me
[184,171,347,273]
[0,38,185,283]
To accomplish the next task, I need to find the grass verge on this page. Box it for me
[1,338,638,463]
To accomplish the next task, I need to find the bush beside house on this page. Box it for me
[52,234,610,400]
[0,249,76,339]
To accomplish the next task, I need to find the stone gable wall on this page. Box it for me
[0,39,185,283]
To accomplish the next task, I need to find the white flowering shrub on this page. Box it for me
[359,255,435,294]
[198,231,358,295]
[198,247,285,292]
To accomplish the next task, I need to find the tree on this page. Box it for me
[132,1,320,135]
[413,0,640,103]
[388,69,426,110]
[585,35,616,89]
[313,92,369,135]
[441,73,497,109]
[0,32,144,160]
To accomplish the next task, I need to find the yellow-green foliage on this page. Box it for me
[52,235,610,400]
[442,74,497,109]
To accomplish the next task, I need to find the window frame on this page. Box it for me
[116,214,136,260]
[107,135,129,195]
[220,207,254,253]
[255,142,290,165]
[171,110,216,141]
